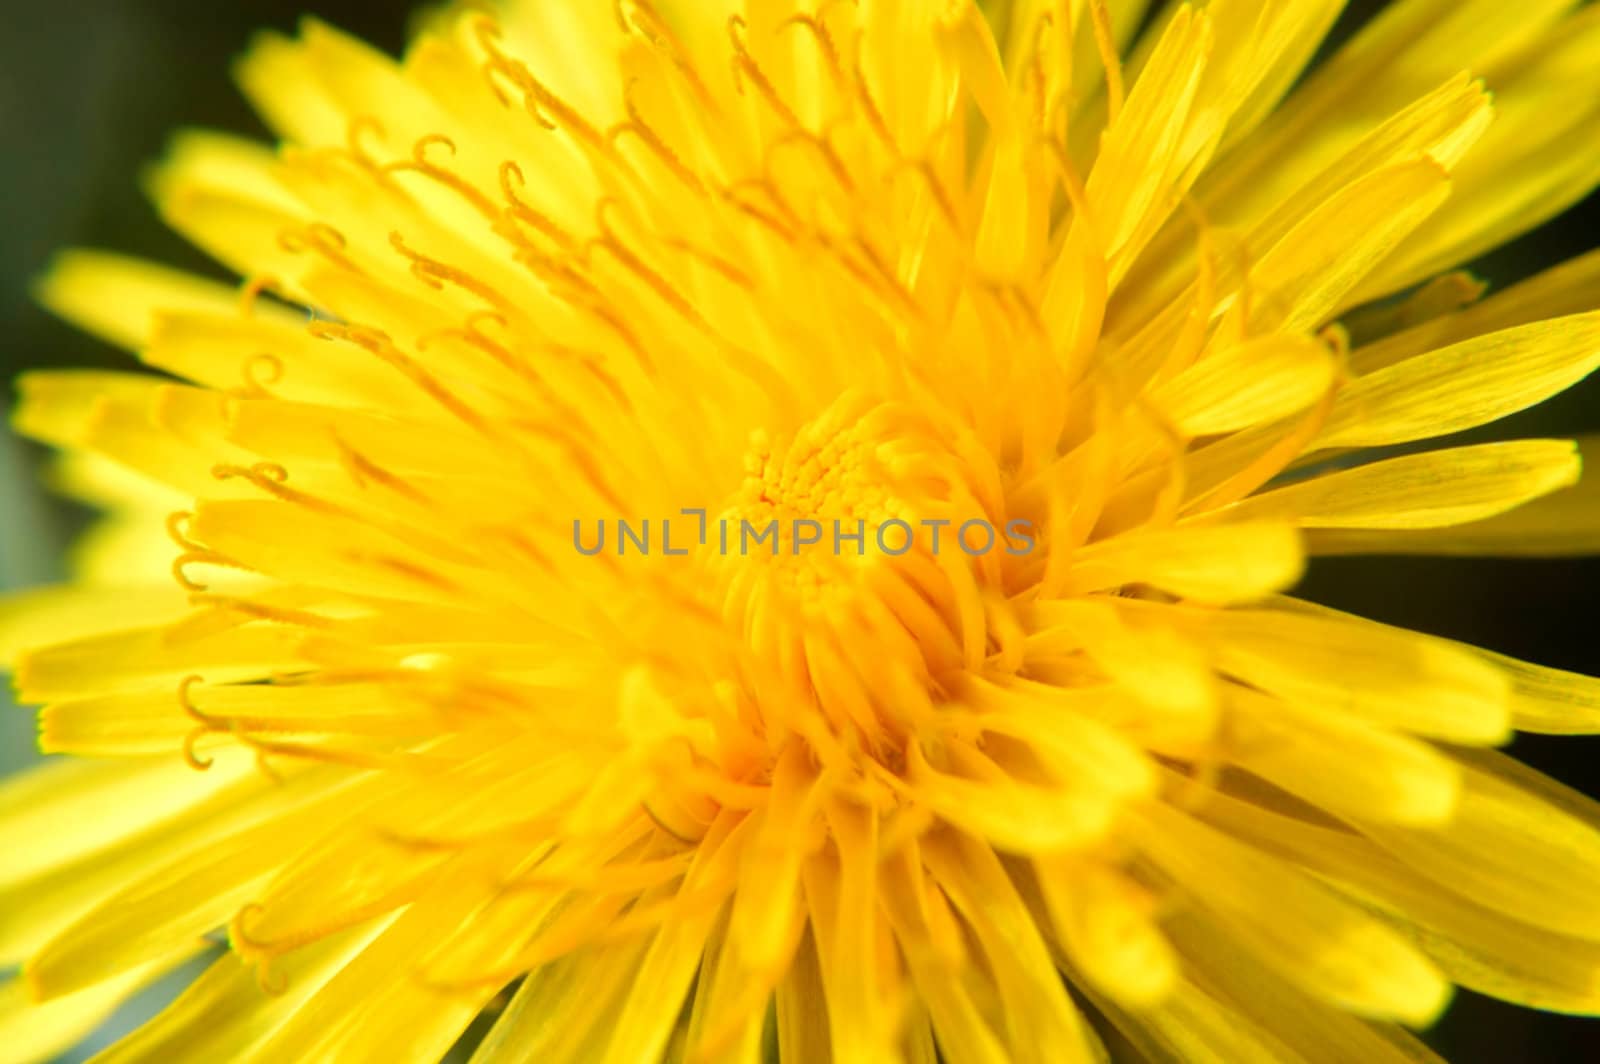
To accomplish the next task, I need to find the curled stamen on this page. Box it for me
[334,434,431,505]
[179,675,218,769]
[384,134,504,225]
[1320,322,1352,362]
[719,179,800,241]
[849,65,897,155]
[171,554,209,592]
[618,0,717,109]
[214,461,289,485]
[726,15,750,96]
[584,199,711,331]
[726,15,802,128]
[237,274,281,318]
[187,699,291,782]
[609,82,704,193]
[414,132,456,159]
[279,223,347,252]
[497,161,580,250]
[474,20,612,153]
[659,236,752,290]
[1032,11,1057,64]
[188,593,337,631]
[171,549,251,593]
[229,903,292,967]
[419,312,542,387]
[472,18,551,122]
[1020,13,1058,130]
[179,671,281,766]
[1043,138,1099,244]
[389,231,513,314]
[849,235,922,317]
[235,352,285,398]
[888,156,960,231]
[778,13,844,83]
[253,746,286,784]
[326,301,499,434]
[277,223,361,274]
[178,674,216,727]
[464,308,508,336]
[258,961,289,996]
[768,127,854,194]
[347,114,389,170]
[215,462,361,520]
[182,727,214,770]
[166,510,204,552]
[237,734,418,772]
[1088,0,1125,126]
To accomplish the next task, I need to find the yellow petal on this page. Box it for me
[1134,599,1511,742]
[772,925,836,1064]
[1225,684,1461,825]
[143,311,435,416]
[1314,311,1600,449]
[1116,72,1490,338]
[1218,439,1580,529]
[1354,6,1600,298]
[1057,522,1304,603]
[905,740,1116,854]
[1307,434,1600,556]
[1034,856,1177,1008]
[1468,645,1600,735]
[804,799,903,1063]
[1084,6,1211,280]
[1351,248,1600,377]
[956,676,1158,800]
[1147,333,1335,436]
[27,769,362,999]
[144,130,303,215]
[0,753,253,893]
[922,830,1100,1064]
[1196,0,1560,243]
[594,813,743,1064]
[1089,973,1300,1064]
[93,920,390,1063]
[15,622,310,703]
[1238,157,1451,335]
[1363,754,1600,941]
[1134,801,1451,1024]
[0,585,191,667]
[1202,784,1600,1016]
[245,856,503,1063]
[0,749,262,966]
[1023,600,1217,734]
[468,941,652,1064]
[32,251,242,353]
[0,948,200,1064]
[1163,911,1446,1063]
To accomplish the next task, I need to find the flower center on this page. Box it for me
[708,393,1017,757]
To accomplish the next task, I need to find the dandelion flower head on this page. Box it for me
[8,0,1600,1060]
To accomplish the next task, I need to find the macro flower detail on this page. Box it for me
[7,0,1600,1060]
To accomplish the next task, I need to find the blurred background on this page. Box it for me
[0,0,1598,1060]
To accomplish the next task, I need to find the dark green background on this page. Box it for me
[0,1,1597,1060]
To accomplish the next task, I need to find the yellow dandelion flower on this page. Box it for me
[8,0,1600,1059]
